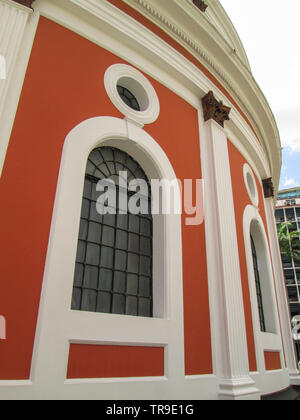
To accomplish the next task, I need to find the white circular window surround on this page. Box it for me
[104,64,160,126]
[243,163,259,207]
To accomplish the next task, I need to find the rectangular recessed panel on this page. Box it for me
[264,352,282,371]
[67,344,164,379]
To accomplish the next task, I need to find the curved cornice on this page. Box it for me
[120,0,282,190]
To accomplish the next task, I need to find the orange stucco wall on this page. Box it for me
[227,140,271,372]
[0,17,211,379]
[67,345,165,379]
[264,351,282,371]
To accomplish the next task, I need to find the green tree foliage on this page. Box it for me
[277,222,300,264]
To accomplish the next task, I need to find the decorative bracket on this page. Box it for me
[202,91,231,128]
[262,178,274,198]
[12,0,34,8]
[193,0,208,12]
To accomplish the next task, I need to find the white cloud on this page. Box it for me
[283,177,298,188]
[282,138,300,153]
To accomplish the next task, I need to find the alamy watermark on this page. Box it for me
[0,55,6,80]
[95,171,204,226]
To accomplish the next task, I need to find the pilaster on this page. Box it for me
[199,91,260,400]
[0,0,35,176]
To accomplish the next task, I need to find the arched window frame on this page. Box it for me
[71,146,154,318]
[31,117,185,391]
[243,204,284,372]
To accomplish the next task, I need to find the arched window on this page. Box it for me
[250,235,266,332]
[71,146,153,318]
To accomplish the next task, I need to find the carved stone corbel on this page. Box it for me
[193,0,208,12]
[202,91,231,128]
[12,0,34,8]
[262,178,274,198]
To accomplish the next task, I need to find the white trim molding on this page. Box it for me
[243,163,259,208]
[104,63,160,127]
[0,0,39,177]
[198,112,260,400]
[243,204,290,393]
[0,116,188,399]
[263,197,300,385]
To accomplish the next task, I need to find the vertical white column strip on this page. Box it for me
[198,111,260,399]
[0,0,37,177]
[264,197,300,385]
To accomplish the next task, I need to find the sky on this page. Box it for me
[220,0,300,191]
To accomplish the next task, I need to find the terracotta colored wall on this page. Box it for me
[0,17,211,379]
[264,352,282,371]
[227,140,270,372]
[67,345,164,379]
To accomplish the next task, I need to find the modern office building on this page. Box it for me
[0,0,299,400]
[276,187,300,365]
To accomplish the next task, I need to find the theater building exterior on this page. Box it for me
[0,0,299,400]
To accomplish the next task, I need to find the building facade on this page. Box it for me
[0,0,299,400]
[276,187,300,366]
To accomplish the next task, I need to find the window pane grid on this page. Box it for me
[251,236,267,332]
[72,147,153,317]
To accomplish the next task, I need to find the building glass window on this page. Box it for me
[71,146,153,317]
[251,235,267,332]
[117,85,141,111]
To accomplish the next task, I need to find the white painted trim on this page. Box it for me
[198,114,259,400]
[243,163,259,208]
[243,205,285,375]
[29,0,272,186]
[263,197,300,383]
[104,63,160,126]
[11,116,185,399]
[0,0,37,177]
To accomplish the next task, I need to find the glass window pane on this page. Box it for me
[90,201,102,222]
[83,266,98,289]
[96,292,111,313]
[129,215,139,233]
[128,233,139,253]
[71,287,82,310]
[86,243,100,266]
[126,296,138,316]
[100,246,114,268]
[116,229,127,250]
[87,222,102,243]
[128,253,139,273]
[127,274,138,295]
[140,218,151,236]
[74,263,84,287]
[79,219,88,240]
[140,256,151,276]
[99,268,113,291]
[72,147,153,317]
[115,250,127,271]
[112,294,126,315]
[117,214,128,229]
[81,289,97,312]
[102,225,115,247]
[139,276,151,297]
[113,271,126,293]
[81,199,90,219]
[83,179,92,198]
[140,236,151,255]
[76,240,86,263]
[138,298,151,317]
